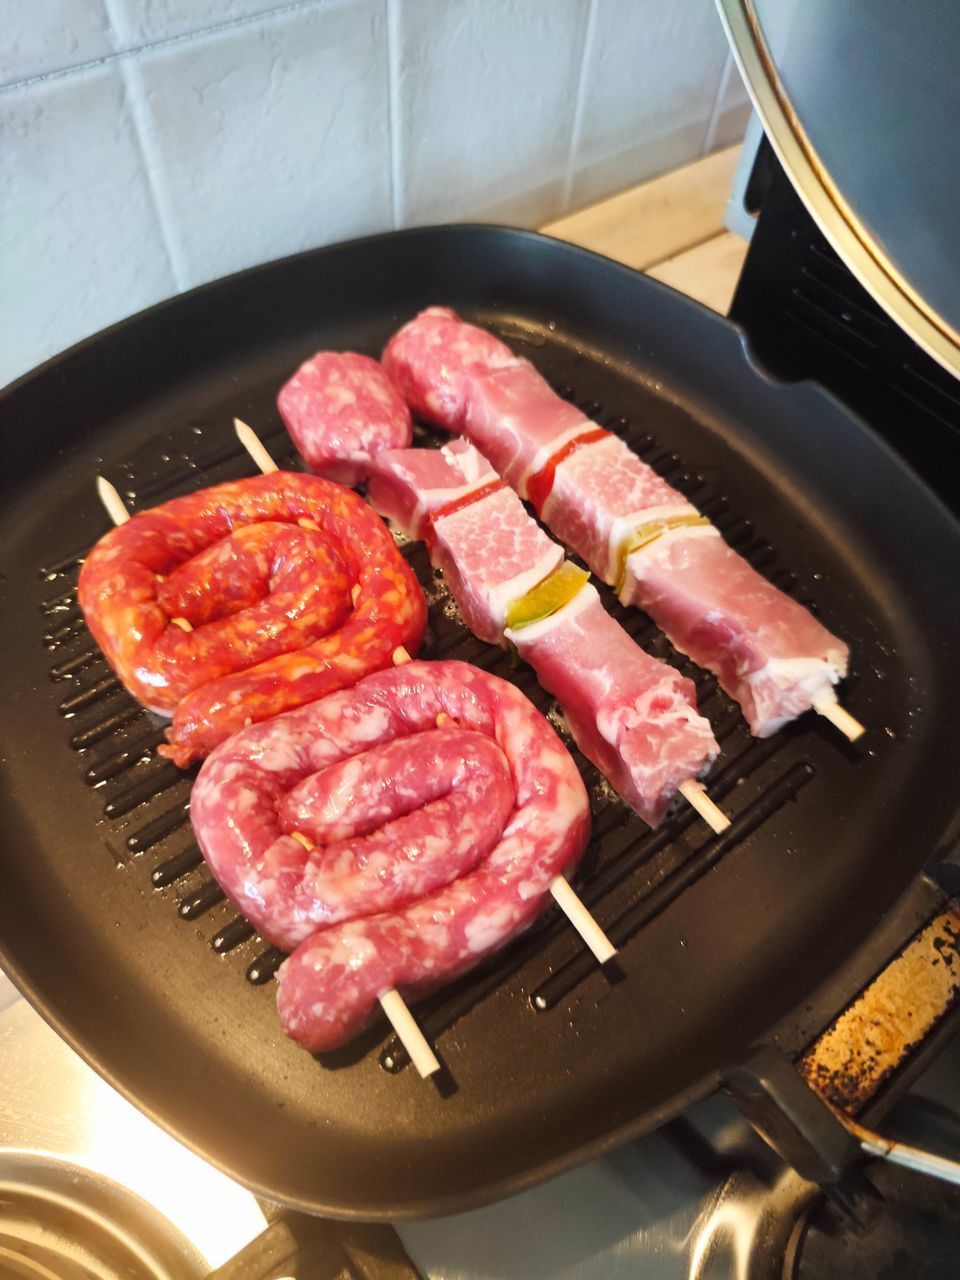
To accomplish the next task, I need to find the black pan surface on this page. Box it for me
[1,226,958,1218]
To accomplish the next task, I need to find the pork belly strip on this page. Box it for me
[382,307,849,737]
[367,441,718,825]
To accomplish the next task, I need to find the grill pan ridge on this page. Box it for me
[1,225,958,1218]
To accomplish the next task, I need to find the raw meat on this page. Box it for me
[540,431,695,582]
[366,438,499,541]
[370,442,563,644]
[624,530,849,737]
[529,423,848,736]
[449,358,593,495]
[191,660,590,1053]
[367,441,718,823]
[431,484,563,642]
[508,584,718,822]
[382,307,850,736]
[278,351,412,485]
[77,472,426,766]
[382,305,514,425]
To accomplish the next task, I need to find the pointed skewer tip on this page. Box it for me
[233,418,279,474]
[96,475,131,526]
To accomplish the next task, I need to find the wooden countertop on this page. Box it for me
[540,145,748,315]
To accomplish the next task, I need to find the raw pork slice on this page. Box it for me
[457,359,593,495]
[278,351,412,485]
[546,435,849,734]
[370,442,563,644]
[508,585,719,824]
[382,305,514,426]
[367,441,719,824]
[382,307,851,737]
[367,438,498,540]
[541,431,696,582]
[623,530,848,737]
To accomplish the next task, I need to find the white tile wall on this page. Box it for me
[1,0,745,387]
[392,0,589,228]
[105,0,313,48]
[570,0,730,208]
[0,0,113,86]
[128,0,392,287]
[0,64,176,387]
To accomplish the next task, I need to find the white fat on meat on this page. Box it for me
[619,523,722,597]
[745,656,847,737]
[515,420,600,495]
[509,584,718,826]
[605,503,702,583]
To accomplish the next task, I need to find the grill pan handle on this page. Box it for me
[723,899,960,1197]
[206,1212,423,1280]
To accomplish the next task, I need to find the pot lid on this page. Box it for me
[717,0,960,377]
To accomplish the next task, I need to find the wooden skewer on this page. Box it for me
[678,779,730,834]
[234,417,278,474]
[378,989,440,1079]
[95,471,440,1079]
[97,475,131,525]
[549,877,617,964]
[813,692,865,742]
[235,422,748,956]
[225,431,440,1077]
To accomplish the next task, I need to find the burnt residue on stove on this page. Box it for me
[798,904,960,1114]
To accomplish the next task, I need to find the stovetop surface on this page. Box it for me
[3,968,958,1279]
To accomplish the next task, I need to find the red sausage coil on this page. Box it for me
[77,472,426,766]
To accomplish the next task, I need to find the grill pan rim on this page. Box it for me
[1,223,959,1219]
[4,220,958,540]
[0,957,723,1220]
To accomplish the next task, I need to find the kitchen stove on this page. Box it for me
[3,136,960,1277]
[0,972,265,1276]
[3,965,958,1279]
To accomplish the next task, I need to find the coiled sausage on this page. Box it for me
[78,472,426,766]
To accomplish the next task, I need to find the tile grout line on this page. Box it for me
[385,0,403,230]
[561,0,598,211]
[0,0,325,97]
[702,49,733,156]
[101,0,189,291]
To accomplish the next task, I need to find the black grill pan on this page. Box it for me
[1,226,958,1218]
